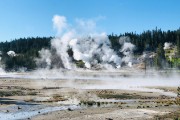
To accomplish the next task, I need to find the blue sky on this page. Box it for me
[0,0,180,41]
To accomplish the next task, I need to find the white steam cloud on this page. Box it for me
[7,51,16,57]
[37,15,136,70]
[164,42,172,50]
[69,33,121,69]
[119,36,135,67]
[52,15,67,35]
[36,49,52,68]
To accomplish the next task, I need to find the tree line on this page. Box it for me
[0,28,179,71]
[0,37,51,71]
[109,27,180,55]
[109,28,180,69]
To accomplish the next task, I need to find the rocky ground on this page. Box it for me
[0,78,179,120]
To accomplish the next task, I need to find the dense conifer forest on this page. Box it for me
[0,28,179,71]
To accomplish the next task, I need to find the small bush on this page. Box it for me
[76,60,85,68]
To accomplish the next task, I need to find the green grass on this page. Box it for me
[27,91,37,96]
[98,93,141,99]
[0,90,25,97]
[154,111,180,120]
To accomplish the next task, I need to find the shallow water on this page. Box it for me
[0,105,80,120]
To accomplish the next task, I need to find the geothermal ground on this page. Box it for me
[0,70,179,120]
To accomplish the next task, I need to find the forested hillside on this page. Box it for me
[0,37,51,71]
[0,28,179,71]
[109,28,180,54]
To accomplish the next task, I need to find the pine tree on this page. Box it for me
[177,35,180,56]
[154,43,166,69]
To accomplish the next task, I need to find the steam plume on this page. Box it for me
[119,36,135,67]
[7,51,16,57]
[37,15,137,70]
[164,42,172,50]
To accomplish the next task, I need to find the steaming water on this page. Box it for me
[0,69,179,97]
